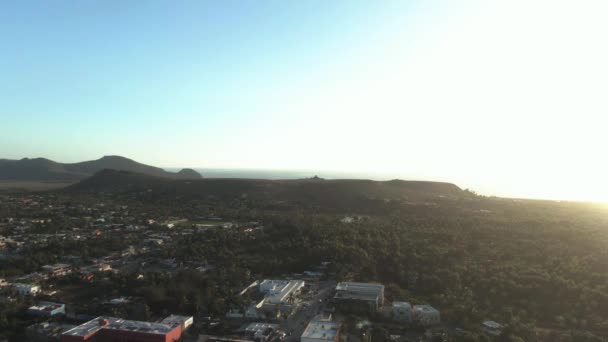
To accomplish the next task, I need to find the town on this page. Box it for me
[0,192,516,342]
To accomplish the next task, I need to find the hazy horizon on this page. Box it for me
[2,1,607,203]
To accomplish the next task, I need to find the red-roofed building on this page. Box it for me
[61,315,192,342]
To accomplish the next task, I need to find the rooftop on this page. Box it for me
[301,321,341,341]
[392,301,412,309]
[413,305,439,313]
[12,283,40,289]
[242,322,279,333]
[161,315,194,329]
[260,279,304,304]
[334,291,379,302]
[335,282,384,293]
[28,301,64,312]
[62,316,177,338]
[482,321,503,329]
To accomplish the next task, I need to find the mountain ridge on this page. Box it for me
[0,155,202,181]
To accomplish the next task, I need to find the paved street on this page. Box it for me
[281,281,335,342]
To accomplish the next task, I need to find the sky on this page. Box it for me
[1,1,607,202]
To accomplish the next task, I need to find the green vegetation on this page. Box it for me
[1,173,607,341]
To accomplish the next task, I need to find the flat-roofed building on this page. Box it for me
[27,301,65,317]
[61,315,193,342]
[333,282,384,314]
[301,320,341,342]
[384,301,412,322]
[241,322,279,342]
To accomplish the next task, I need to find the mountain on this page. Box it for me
[0,156,202,181]
[65,169,465,210]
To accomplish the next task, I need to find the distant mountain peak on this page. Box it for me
[176,168,203,179]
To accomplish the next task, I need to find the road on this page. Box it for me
[282,281,335,342]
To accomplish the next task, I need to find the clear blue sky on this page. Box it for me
[1,1,607,202]
[1,0,410,163]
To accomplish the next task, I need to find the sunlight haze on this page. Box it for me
[1,0,607,202]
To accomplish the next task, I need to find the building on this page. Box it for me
[27,302,66,317]
[241,322,279,342]
[300,320,341,342]
[333,282,384,314]
[482,320,504,336]
[42,263,72,277]
[384,302,412,322]
[259,279,305,305]
[12,283,41,296]
[61,315,193,342]
[199,336,253,342]
[161,315,194,330]
[412,305,440,326]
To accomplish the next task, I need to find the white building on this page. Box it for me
[259,280,305,305]
[301,320,341,342]
[385,302,412,322]
[412,305,440,326]
[12,283,41,296]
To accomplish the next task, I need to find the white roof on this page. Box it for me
[301,321,341,341]
[392,301,411,308]
[413,305,439,313]
[482,321,503,329]
[260,279,304,304]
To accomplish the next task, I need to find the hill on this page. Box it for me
[65,169,465,210]
[0,156,202,182]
